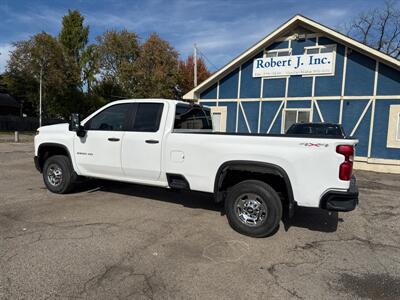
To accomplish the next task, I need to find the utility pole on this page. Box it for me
[193,43,197,87]
[39,65,43,127]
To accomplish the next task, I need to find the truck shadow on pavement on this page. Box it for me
[283,207,340,233]
[75,179,222,212]
[74,179,340,234]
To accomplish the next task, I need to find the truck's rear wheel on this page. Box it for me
[43,155,77,194]
[225,180,282,237]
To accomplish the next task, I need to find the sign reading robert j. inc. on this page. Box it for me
[252,53,335,77]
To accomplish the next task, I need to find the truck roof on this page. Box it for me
[107,98,188,106]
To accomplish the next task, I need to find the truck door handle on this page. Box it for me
[145,139,159,144]
[108,137,120,142]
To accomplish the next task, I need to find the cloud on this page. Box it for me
[0,43,14,72]
[0,4,63,28]
[324,8,349,18]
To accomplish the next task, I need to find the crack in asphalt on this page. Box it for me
[292,236,400,252]
[265,260,327,299]
[78,254,158,300]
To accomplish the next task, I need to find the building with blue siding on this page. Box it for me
[184,15,400,173]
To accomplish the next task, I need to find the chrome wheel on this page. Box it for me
[235,193,267,226]
[47,163,63,187]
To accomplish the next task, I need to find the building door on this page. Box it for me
[210,106,227,132]
[283,109,311,133]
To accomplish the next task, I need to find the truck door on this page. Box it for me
[121,102,166,181]
[74,103,133,178]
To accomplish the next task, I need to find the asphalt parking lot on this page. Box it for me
[1,142,400,299]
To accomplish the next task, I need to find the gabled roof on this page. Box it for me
[0,93,20,108]
[183,14,400,100]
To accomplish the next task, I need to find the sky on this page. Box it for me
[0,0,395,72]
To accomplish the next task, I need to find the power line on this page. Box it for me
[195,46,219,71]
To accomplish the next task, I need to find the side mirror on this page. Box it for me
[69,113,81,131]
[69,113,86,137]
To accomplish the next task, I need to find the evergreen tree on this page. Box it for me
[59,9,89,64]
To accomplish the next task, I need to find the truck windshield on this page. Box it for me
[174,104,213,132]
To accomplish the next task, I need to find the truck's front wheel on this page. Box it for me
[43,155,77,194]
[225,180,282,237]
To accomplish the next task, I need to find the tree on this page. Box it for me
[59,9,89,64]
[91,79,126,102]
[81,44,100,94]
[178,55,211,96]
[135,33,180,98]
[96,29,140,98]
[347,0,400,58]
[2,8,204,119]
[4,32,78,118]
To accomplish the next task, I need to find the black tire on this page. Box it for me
[225,180,282,237]
[42,155,77,194]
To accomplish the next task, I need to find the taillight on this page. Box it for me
[336,145,354,181]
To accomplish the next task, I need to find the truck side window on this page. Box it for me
[86,104,130,131]
[174,104,212,131]
[132,103,164,132]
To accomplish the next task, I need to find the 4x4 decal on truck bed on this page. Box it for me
[300,142,329,147]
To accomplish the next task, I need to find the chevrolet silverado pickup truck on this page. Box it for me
[34,99,359,237]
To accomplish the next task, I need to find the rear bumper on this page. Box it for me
[320,176,358,212]
[34,156,41,172]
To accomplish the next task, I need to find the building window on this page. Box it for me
[302,44,337,77]
[265,48,292,57]
[263,49,292,79]
[304,44,336,55]
[284,109,311,132]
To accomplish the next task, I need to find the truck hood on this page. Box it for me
[38,123,69,133]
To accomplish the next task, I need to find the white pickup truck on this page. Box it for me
[34,99,358,237]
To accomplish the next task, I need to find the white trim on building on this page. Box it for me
[184,15,400,100]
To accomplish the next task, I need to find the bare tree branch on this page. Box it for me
[386,22,400,54]
[346,0,400,59]
[348,12,375,45]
